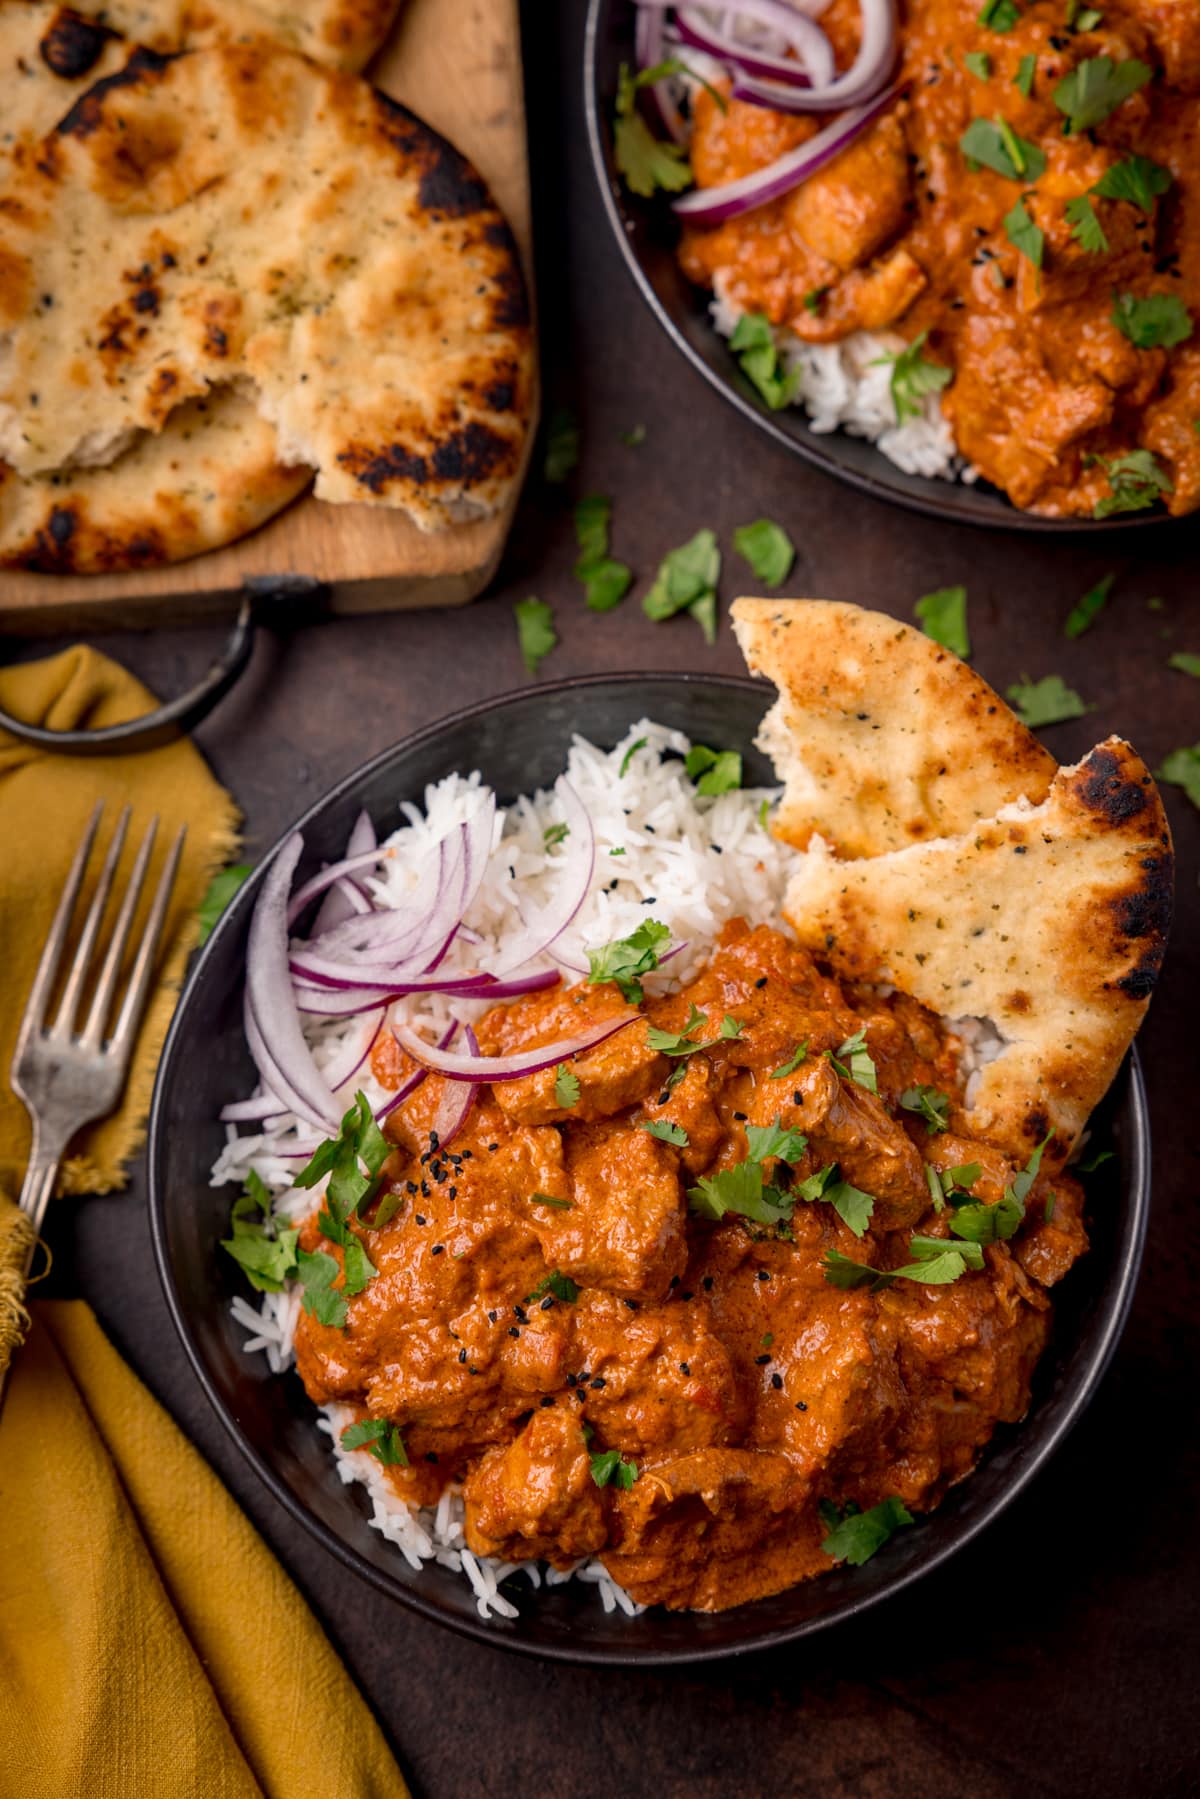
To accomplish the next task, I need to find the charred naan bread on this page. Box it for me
[5,0,402,72]
[0,44,533,535]
[782,738,1172,1163]
[0,391,310,571]
[732,597,1057,856]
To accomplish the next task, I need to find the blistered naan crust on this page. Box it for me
[732,597,1058,857]
[782,738,1173,1163]
[0,44,533,533]
[17,0,402,73]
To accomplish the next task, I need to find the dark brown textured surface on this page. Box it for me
[6,3,1200,1793]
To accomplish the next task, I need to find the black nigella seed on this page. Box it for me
[757,1270,770,1282]
[487,1310,497,1322]
[415,1215,426,1226]
[421,1181,430,1198]
[429,1131,440,1149]
[566,1372,577,1386]
[419,1150,430,1165]
[670,1275,680,1288]
[702,1276,714,1291]
[681,1291,694,1302]
[733,1111,748,1122]
[431,1244,444,1256]
[624,1298,640,1310]
[795,1400,807,1412]
[541,1296,554,1311]
[488,1143,499,1153]
[574,1389,587,1402]
[449,1153,463,1165]
[771,1373,783,1391]
[793,1091,803,1106]
[406,1181,418,1195]
[448,1186,457,1199]
[590,1377,606,1390]
[508,1326,520,1338]
[457,1349,467,1363]
[755,976,767,989]
[755,1354,771,1366]
[540,1396,555,1407]
[515,1306,528,1323]
[679,1363,690,1376]
[425,1451,439,1463]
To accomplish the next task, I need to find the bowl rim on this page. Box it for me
[582,0,1180,538]
[148,670,1152,1665]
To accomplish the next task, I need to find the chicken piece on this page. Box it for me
[807,1074,929,1229]
[569,1291,741,1457]
[602,1448,816,1611]
[462,1408,608,1565]
[783,112,911,273]
[636,1054,726,1176]
[519,1118,686,1301]
[1013,1171,1089,1288]
[1142,346,1200,513]
[477,980,662,1125]
[924,1133,1017,1203]
[790,248,928,341]
[1123,0,1200,87]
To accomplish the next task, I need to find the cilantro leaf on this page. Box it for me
[1168,652,1200,678]
[948,1193,1023,1244]
[964,50,991,79]
[296,1247,347,1328]
[647,1002,710,1056]
[914,585,970,658]
[621,423,646,447]
[529,1190,573,1210]
[959,117,1047,181]
[1093,153,1171,212]
[614,62,692,198]
[643,528,721,643]
[589,1447,640,1490]
[514,596,557,676]
[1069,2,1104,28]
[1014,52,1037,96]
[910,1233,985,1272]
[729,312,797,411]
[221,1221,299,1292]
[586,918,671,1003]
[688,1160,793,1226]
[574,494,632,613]
[685,743,743,795]
[1111,291,1193,350]
[641,1119,689,1146]
[793,1162,837,1203]
[1092,448,1174,517]
[875,330,952,424]
[1065,572,1114,637]
[1075,1147,1115,1173]
[1065,194,1109,254]
[1054,55,1152,133]
[1006,673,1091,727]
[900,1085,951,1133]
[770,1040,809,1080]
[543,407,579,483]
[733,518,795,588]
[197,864,252,946]
[821,1242,979,1291]
[544,822,569,848]
[555,1064,581,1107]
[296,1091,389,1221]
[526,1269,580,1304]
[619,736,648,777]
[821,1496,914,1565]
[978,0,1020,28]
[1157,743,1200,809]
[826,1029,878,1094]
[745,1117,809,1165]
[574,493,610,566]
[1004,198,1044,268]
[341,1417,409,1465]
[825,1180,875,1239]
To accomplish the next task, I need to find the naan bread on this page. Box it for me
[0,44,533,532]
[0,390,310,570]
[732,597,1057,857]
[2,5,128,167]
[4,0,402,72]
[782,738,1173,1163]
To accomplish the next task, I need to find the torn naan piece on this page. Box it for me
[783,738,1173,1164]
[732,598,1057,857]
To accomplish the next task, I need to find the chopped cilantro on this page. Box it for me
[296,1247,347,1328]
[1014,52,1037,96]
[949,1134,1048,1245]
[914,584,970,658]
[1065,571,1114,637]
[1093,153,1171,213]
[619,735,648,777]
[959,116,1046,181]
[543,406,579,484]
[514,596,556,676]
[341,1417,408,1465]
[296,1090,389,1224]
[1004,197,1044,268]
[791,1163,874,1238]
[621,424,646,447]
[803,285,828,314]
[900,1085,951,1133]
[554,1064,581,1107]
[826,1028,878,1094]
[614,62,692,198]
[729,311,798,411]
[1168,652,1200,677]
[586,918,671,1003]
[978,0,1020,28]
[733,518,795,588]
[821,1239,982,1291]
[1075,1147,1115,1172]
[820,1496,914,1565]
[573,493,632,613]
[543,822,569,849]
[648,1003,709,1056]
[529,1191,573,1210]
[1092,448,1174,517]
[1065,193,1109,254]
[745,1117,809,1165]
[1111,291,1193,350]
[719,1014,744,1039]
[527,1269,580,1304]
[1054,55,1152,134]
[641,1119,690,1146]
[643,528,721,644]
[758,797,771,832]
[874,330,953,424]
[688,1159,793,1226]
[685,743,743,795]
[1006,673,1091,726]
[770,1040,809,1080]
[589,1447,640,1490]
[1068,0,1104,27]
[964,50,992,79]
[1157,743,1200,809]
[221,1171,299,1292]
[197,864,252,946]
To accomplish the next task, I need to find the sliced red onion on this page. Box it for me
[220,1091,287,1124]
[292,967,562,1018]
[287,846,389,928]
[392,1013,634,1085]
[673,83,899,223]
[310,809,378,937]
[636,2,690,144]
[309,832,450,961]
[676,4,833,87]
[245,835,340,1131]
[430,1026,481,1148]
[491,778,595,975]
[376,1020,458,1122]
[321,1010,384,1093]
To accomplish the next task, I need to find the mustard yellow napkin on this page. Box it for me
[0,1301,406,1798]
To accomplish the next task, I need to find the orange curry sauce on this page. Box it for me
[294,922,1086,1613]
[678,0,1200,516]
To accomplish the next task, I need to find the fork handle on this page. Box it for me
[17,1157,59,1259]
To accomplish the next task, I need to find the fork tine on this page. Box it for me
[11,803,104,1063]
[77,814,158,1050]
[47,805,131,1041]
[108,823,186,1058]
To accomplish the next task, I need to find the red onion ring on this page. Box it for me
[430,1025,481,1147]
[245,835,340,1130]
[636,3,690,144]
[286,844,388,929]
[376,1020,458,1123]
[675,3,834,87]
[310,810,378,937]
[320,1010,384,1093]
[492,778,595,975]
[392,1013,635,1084]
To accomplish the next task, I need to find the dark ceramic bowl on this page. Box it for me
[584,0,1179,536]
[148,674,1150,1664]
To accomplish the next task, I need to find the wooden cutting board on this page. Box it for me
[0,0,535,633]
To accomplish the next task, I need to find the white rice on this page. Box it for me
[709,276,974,485]
[214,720,794,1620]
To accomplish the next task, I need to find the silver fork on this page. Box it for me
[10,803,185,1249]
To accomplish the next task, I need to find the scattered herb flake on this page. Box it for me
[688,1159,793,1226]
[1156,743,1200,809]
[875,329,953,424]
[1168,652,1200,677]
[770,1040,809,1080]
[621,424,646,447]
[1111,291,1193,350]
[1054,54,1152,134]
[1092,447,1174,517]
[685,743,743,795]
[1065,193,1109,254]
[978,0,1020,28]
[589,1447,640,1489]
[341,1417,408,1465]
[1006,673,1091,726]
[641,1119,690,1146]
[586,918,671,1003]
[527,1269,580,1304]
[1093,153,1171,212]
[529,1191,573,1211]
[745,1117,809,1165]
[514,596,556,676]
[1014,51,1037,95]
[619,735,648,777]
[614,61,692,198]
[554,1064,581,1108]
[643,527,721,643]
[573,494,632,613]
[729,311,798,411]
[544,821,569,849]
[964,49,992,78]
[826,1028,878,1094]
[821,1496,914,1565]
[1004,197,1044,268]
[914,584,970,658]
[733,518,796,588]
[197,864,252,945]
[1075,1147,1115,1173]
[900,1085,951,1133]
[1065,571,1115,638]
[543,407,579,484]
[296,1246,347,1328]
